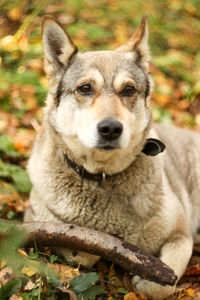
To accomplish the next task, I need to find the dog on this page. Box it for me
[24,15,200,299]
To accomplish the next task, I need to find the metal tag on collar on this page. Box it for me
[102,172,106,181]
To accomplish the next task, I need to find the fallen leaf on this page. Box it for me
[179,287,195,299]
[21,261,40,277]
[0,267,15,287]
[184,265,200,276]
[17,249,28,258]
[7,7,21,21]
[0,260,7,268]
[48,263,80,285]
[193,245,200,254]
[153,93,172,107]
[123,273,133,292]
[108,263,116,278]
[0,180,26,216]
[9,294,23,300]
[56,286,78,300]
[23,280,35,291]
[124,291,147,300]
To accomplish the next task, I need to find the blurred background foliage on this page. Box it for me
[0,0,200,298]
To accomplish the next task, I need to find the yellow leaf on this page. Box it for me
[0,260,7,268]
[7,7,21,21]
[124,292,147,300]
[18,249,28,257]
[0,35,16,51]
[185,288,195,297]
[21,261,40,277]
[108,263,116,277]
[40,77,49,88]
[48,263,80,285]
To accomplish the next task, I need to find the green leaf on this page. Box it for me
[0,278,22,299]
[0,226,27,271]
[12,167,32,193]
[117,288,129,294]
[29,252,39,259]
[86,25,112,41]
[78,285,105,300]
[0,135,20,158]
[0,160,32,193]
[7,210,15,220]
[70,272,99,293]
[151,106,172,124]
[50,254,58,263]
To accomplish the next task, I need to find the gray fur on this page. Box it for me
[24,16,200,299]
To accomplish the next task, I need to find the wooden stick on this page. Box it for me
[0,219,177,286]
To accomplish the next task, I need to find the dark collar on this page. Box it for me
[65,154,110,182]
[65,138,165,182]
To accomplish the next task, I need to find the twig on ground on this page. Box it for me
[0,219,177,286]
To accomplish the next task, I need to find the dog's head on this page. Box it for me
[42,16,153,174]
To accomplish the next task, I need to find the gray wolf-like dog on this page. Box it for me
[24,15,200,299]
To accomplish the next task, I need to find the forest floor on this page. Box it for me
[0,0,200,299]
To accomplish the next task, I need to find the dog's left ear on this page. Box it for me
[142,138,166,156]
[116,15,149,71]
[42,16,77,86]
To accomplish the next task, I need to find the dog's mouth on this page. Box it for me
[97,142,120,151]
[96,138,121,151]
[100,145,116,150]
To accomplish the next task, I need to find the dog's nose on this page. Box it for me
[97,119,123,141]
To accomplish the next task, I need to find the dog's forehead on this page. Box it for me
[79,50,132,70]
[66,50,145,86]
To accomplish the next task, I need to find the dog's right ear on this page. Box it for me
[116,15,149,72]
[42,16,77,85]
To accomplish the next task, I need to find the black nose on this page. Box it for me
[97,119,123,141]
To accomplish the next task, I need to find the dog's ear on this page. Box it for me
[142,138,165,156]
[42,16,77,85]
[116,15,149,71]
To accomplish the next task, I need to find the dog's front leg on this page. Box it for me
[132,232,193,299]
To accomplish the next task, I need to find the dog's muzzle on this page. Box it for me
[97,118,123,150]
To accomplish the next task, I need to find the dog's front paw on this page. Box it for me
[132,275,176,299]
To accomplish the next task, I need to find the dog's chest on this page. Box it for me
[50,175,148,243]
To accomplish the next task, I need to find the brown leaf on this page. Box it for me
[0,267,15,287]
[108,263,116,278]
[7,8,21,21]
[124,291,147,300]
[123,273,133,292]
[0,181,24,216]
[27,59,43,72]
[184,265,200,276]
[56,287,78,300]
[152,93,172,107]
[193,245,200,254]
[13,129,36,154]
[9,295,23,300]
[188,93,200,116]
[48,263,80,285]
[179,287,195,299]
[24,280,35,291]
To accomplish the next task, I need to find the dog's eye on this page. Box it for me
[77,84,93,95]
[121,85,136,97]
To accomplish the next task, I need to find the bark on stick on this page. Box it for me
[0,219,177,286]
